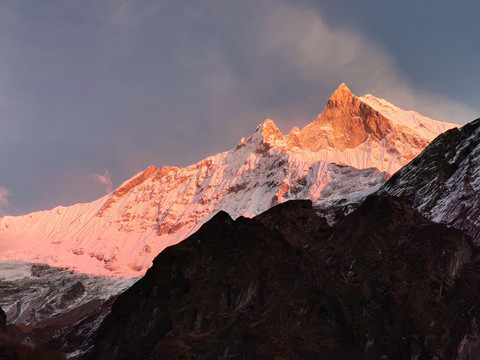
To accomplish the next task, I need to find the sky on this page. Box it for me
[0,0,479,215]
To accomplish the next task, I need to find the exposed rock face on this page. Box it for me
[88,196,480,360]
[382,118,480,243]
[293,83,393,151]
[0,84,455,277]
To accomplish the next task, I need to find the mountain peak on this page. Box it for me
[337,82,350,92]
[246,119,287,151]
[259,118,277,128]
[287,84,457,173]
[327,82,355,106]
[260,119,291,151]
[260,118,281,136]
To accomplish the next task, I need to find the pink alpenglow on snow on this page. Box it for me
[0,84,458,277]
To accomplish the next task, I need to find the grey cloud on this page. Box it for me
[90,170,113,194]
[255,3,477,124]
[0,0,477,214]
[0,188,9,209]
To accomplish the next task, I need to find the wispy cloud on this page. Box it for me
[256,3,477,125]
[90,170,113,194]
[0,187,9,214]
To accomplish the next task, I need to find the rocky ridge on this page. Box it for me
[87,196,480,360]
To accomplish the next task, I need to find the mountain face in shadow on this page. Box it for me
[88,195,480,360]
[383,118,480,243]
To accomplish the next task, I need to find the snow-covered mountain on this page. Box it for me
[0,84,457,277]
[382,117,480,242]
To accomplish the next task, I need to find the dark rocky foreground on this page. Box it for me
[0,307,66,359]
[86,195,480,360]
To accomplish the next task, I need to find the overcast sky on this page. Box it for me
[0,0,479,215]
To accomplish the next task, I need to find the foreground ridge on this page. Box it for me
[88,196,480,359]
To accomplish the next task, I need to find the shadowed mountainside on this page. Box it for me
[383,118,480,243]
[87,196,480,360]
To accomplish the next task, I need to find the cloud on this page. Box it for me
[90,170,113,194]
[256,3,477,124]
[0,187,9,211]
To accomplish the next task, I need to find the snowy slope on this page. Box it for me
[359,94,455,141]
[0,84,456,277]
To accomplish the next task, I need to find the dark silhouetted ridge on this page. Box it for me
[88,196,480,359]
